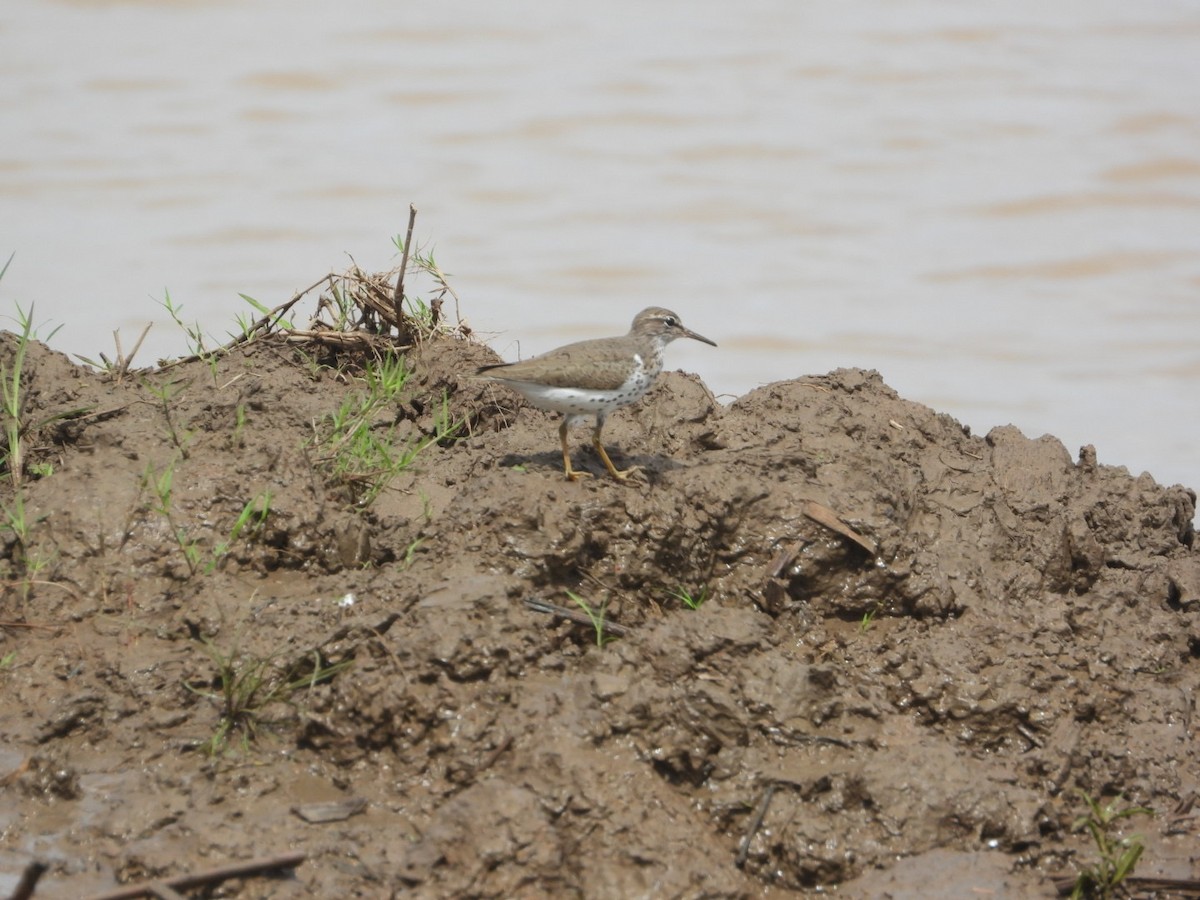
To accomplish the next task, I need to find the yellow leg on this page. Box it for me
[592,424,642,483]
[560,420,592,481]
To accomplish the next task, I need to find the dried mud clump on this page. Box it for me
[0,286,1197,898]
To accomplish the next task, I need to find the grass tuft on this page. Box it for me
[1069,790,1153,900]
[185,638,352,756]
[566,589,616,647]
[316,354,456,506]
[668,585,709,610]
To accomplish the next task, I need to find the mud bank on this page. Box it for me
[0,322,1196,898]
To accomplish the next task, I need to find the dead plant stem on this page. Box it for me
[392,203,418,331]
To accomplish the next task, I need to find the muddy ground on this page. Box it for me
[0,298,1197,899]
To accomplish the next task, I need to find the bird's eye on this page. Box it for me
[665,316,678,327]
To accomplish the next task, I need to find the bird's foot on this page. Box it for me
[592,438,644,484]
[606,464,644,483]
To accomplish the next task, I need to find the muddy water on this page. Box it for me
[2,1,1199,492]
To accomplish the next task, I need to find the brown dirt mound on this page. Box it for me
[0,326,1196,898]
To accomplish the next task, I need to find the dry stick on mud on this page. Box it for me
[6,860,46,900]
[0,618,60,632]
[84,850,307,900]
[735,782,778,869]
[144,882,186,900]
[474,734,514,776]
[522,597,632,637]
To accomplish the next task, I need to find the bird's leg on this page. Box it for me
[560,420,592,481]
[591,420,642,483]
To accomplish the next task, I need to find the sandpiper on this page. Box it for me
[477,307,717,481]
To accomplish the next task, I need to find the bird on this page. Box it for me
[476,307,717,482]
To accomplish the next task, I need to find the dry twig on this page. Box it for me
[523,597,631,637]
[735,782,778,868]
[84,850,306,900]
[392,203,418,330]
[6,861,47,900]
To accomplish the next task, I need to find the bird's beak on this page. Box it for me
[683,327,717,347]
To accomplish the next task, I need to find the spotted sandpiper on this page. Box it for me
[477,307,717,482]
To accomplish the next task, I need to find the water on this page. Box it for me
[3,1,1198,494]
